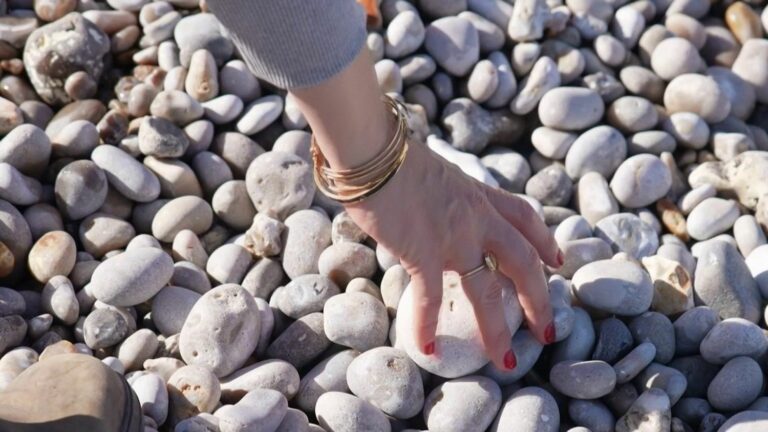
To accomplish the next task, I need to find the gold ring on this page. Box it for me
[460,252,498,280]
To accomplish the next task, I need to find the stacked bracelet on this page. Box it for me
[311,95,409,204]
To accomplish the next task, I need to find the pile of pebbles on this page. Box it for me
[1,0,768,431]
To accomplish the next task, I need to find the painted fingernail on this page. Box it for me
[503,350,517,370]
[556,249,565,267]
[424,342,435,355]
[545,322,556,344]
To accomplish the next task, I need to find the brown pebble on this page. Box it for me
[81,10,137,35]
[0,96,22,134]
[725,2,763,44]
[97,109,129,144]
[111,25,140,53]
[0,75,40,105]
[0,59,23,75]
[34,0,77,22]
[0,240,15,278]
[64,71,97,101]
[28,230,77,284]
[656,198,689,242]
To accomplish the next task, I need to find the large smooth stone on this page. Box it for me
[179,284,260,377]
[396,272,523,378]
[539,87,605,131]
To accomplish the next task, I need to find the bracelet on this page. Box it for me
[311,95,409,204]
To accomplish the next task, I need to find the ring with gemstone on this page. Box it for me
[460,252,498,280]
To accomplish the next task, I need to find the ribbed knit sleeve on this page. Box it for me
[207,0,367,89]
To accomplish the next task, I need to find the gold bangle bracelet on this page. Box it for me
[311,95,409,204]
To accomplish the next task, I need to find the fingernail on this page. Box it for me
[545,322,556,344]
[556,249,565,267]
[424,342,435,355]
[503,350,516,370]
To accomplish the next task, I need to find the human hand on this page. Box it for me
[345,138,563,370]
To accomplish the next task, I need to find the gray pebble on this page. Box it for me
[673,306,719,357]
[595,213,659,259]
[707,356,763,411]
[83,308,128,349]
[550,360,617,399]
[687,198,740,241]
[315,392,390,432]
[424,16,479,76]
[424,375,501,432]
[636,363,688,405]
[552,307,595,363]
[245,151,314,220]
[539,87,605,131]
[90,248,173,307]
[91,144,160,203]
[615,389,671,432]
[572,259,653,315]
[324,292,389,352]
[151,286,200,336]
[219,359,300,403]
[565,125,626,179]
[276,274,340,319]
[592,318,634,364]
[266,312,330,369]
[699,317,768,364]
[491,386,560,432]
[280,209,332,279]
[610,154,672,208]
[569,400,615,432]
[614,342,657,384]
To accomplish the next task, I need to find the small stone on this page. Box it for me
[424,375,501,432]
[628,312,675,363]
[206,244,252,285]
[695,200,742,245]
[641,255,693,316]
[550,360,617,399]
[167,365,221,425]
[28,231,76,284]
[89,248,174,307]
[318,243,377,287]
[179,284,260,377]
[565,125,627,179]
[347,347,423,419]
[131,372,168,426]
[236,95,283,136]
[699,317,768,364]
[636,363,688,405]
[266,312,330,369]
[185,49,218,102]
[152,196,213,243]
[592,318,634,364]
[479,147,530,192]
[296,350,359,412]
[491,387,559,432]
[694,240,762,323]
[735,216,766,256]
[610,155,671,208]
[708,356,763,411]
[569,400,615,432]
[615,389,671,432]
[40,276,78,326]
[83,308,129,349]
[650,38,704,81]
[595,213,659,259]
[220,359,300,403]
[663,74,731,123]
[324,292,389,352]
[149,90,204,126]
[280,209,332,279]
[511,57,561,115]
[572,259,654,315]
[138,116,189,158]
[276,274,340,319]
[718,410,768,431]
[315,392,391,432]
[151,286,201,337]
[245,151,314,220]
[385,11,425,59]
[552,307,595,364]
[538,87,605,131]
[424,16,479,76]
[613,342,657,384]
[91,145,160,203]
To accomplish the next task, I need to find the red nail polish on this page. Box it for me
[545,322,556,344]
[503,350,516,370]
[556,249,565,267]
[424,342,435,355]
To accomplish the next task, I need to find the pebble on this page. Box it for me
[266,312,330,369]
[315,392,391,432]
[511,56,561,115]
[491,386,560,432]
[275,274,339,319]
[699,317,767,364]
[89,247,173,307]
[615,388,671,432]
[569,400,615,432]
[734,216,766,257]
[138,116,189,158]
[40,276,79,326]
[151,196,213,243]
[151,286,200,336]
[91,145,160,203]
[687,198,740,240]
[324,292,389,352]
[173,13,233,67]
[296,350,359,412]
[28,231,76,283]
[219,60,260,102]
[594,213,659,259]
[83,308,129,349]
[385,11,425,59]
[550,360,617,399]
[346,347,424,419]
[613,342,657,384]
[220,359,299,403]
[732,40,768,104]
[707,356,763,411]
[636,362,688,405]
[236,95,283,135]
[179,284,260,377]
[629,312,676,363]
[206,244,252,285]
[245,151,314,220]
[576,172,619,226]
[318,243,377,287]
[538,87,604,131]
[397,272,522,378]
[565,125,627,179]
[116,328,158,372]
[424,16,479,76]
[423,375,501,432]
[552,307,595,364]
[280,209,332,279]
[131,372,168,425]
[185,49,218,102]
[167,365,221,425]
[592,318,634,364]
[572,259,653,315]
[694,240,762,323]
[0,288,24,317]
[718,410,768,431]
[610,154,671,208]
[663,74,731,123]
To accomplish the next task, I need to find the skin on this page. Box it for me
[292,48,562,370]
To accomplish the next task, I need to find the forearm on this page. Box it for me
[291,48,393,170]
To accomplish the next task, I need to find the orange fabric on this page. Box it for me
[357,0,382,28]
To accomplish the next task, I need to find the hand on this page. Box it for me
[345,138,563,370]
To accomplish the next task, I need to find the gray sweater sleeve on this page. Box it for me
[206,0,367,89]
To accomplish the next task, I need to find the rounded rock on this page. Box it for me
[28,231,76,283]
[572,259,654,315]
[89,248,174,307]
[538,87,605,131]
[610,154,672,208]
[424,375,501,432]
